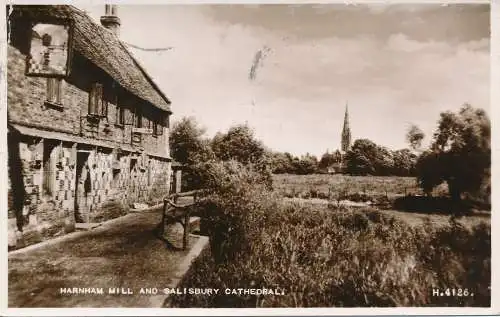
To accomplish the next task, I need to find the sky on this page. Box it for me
[78,4,490,157]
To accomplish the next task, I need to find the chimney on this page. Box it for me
[100,4,121,37]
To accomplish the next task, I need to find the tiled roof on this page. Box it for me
[10,5,171,112]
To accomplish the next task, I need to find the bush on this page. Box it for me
[170,166,490,308]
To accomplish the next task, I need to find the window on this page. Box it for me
[135,109,142,128]
[46,78,63,105]
[114,95,125,126]
[153,120,163,136]
[88,83,107,117]
[116,106,125,126]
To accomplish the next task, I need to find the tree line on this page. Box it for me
[170,103,490,207]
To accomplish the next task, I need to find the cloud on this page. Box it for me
[79,4,489,156]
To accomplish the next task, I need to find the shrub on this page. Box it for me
[171,167,490,308]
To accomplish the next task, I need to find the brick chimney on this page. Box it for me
[100,4,121,37]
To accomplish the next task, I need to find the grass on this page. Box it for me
[9,210,198,308]
[273,174,489,228]
[171,202,490,307]
[168,164,490,307]
[273,173,448,201]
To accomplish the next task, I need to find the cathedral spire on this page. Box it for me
[341,102,351,153]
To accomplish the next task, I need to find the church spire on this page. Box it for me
[341,102,351,153]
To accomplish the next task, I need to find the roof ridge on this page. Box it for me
[118,41,172,108]
[69,4,172,110]
[10,5,171,112]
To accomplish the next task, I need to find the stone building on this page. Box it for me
[7,5,173,249]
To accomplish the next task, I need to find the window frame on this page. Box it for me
[135,108,142,128]
[114,94,125,127]
[88,83,107,118]
[45,77,63,106]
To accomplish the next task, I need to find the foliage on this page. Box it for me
[196,160,277,262]
[406,124,425,151]
[169,117,215,189]
[415,104,490,206]
[269,152,320,175]
[269,152,295,174]
[211,124,266,165]
[318,150,342,170]
[170,117,214,165]
[392,149,418,177]
[292,154,319,175]
[171,179,490,307]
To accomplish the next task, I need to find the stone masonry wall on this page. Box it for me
[7,45,170,158]
[7,42,172,250]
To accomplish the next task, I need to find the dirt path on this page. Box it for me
[8,210,206,308]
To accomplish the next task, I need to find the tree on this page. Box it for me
[415,104,490,208]
[319,151,341,170]
[406,124,425,151]
[293,154,318,175]
[211,124,266,165]
[169,117,215,189]
[392,149,417,176]
[170,117,214,165]
[345,139,394,176]
[270,151,294,174]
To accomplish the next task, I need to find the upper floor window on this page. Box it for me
[46,78,63,105]
[88,83,107,117]
[153,120,163,136]
[116,105,125,126]
[135,109,142,128]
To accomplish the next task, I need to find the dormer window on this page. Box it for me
[88,83,107,117]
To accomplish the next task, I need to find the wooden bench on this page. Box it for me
[156,190,205,250]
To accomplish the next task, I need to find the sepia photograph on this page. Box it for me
[3,1,493,312]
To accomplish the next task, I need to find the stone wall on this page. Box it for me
[7,45,170,158]
[7,41,172,250]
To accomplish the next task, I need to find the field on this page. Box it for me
[273,174,489,227]
[168,169,491,308]
[273,173,443,199]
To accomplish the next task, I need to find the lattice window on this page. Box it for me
[135,109,142,128]
[116,104,125,126]
[88,83,107,117]
[46,78,63,105]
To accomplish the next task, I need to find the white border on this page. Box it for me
[1,0,498,316]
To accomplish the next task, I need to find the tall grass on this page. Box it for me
[170,163,490,307]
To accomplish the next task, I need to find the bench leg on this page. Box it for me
[182,213,189,250]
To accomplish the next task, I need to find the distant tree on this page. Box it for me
[392,148,418,176]
[406,124,425,151]
[345,139,377,175]
[415,104,490,208]
[270,151,294,174]
[345,139,394,176]
[211,124,266,165]
[293,154,318,175]
[319,151,341,170]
